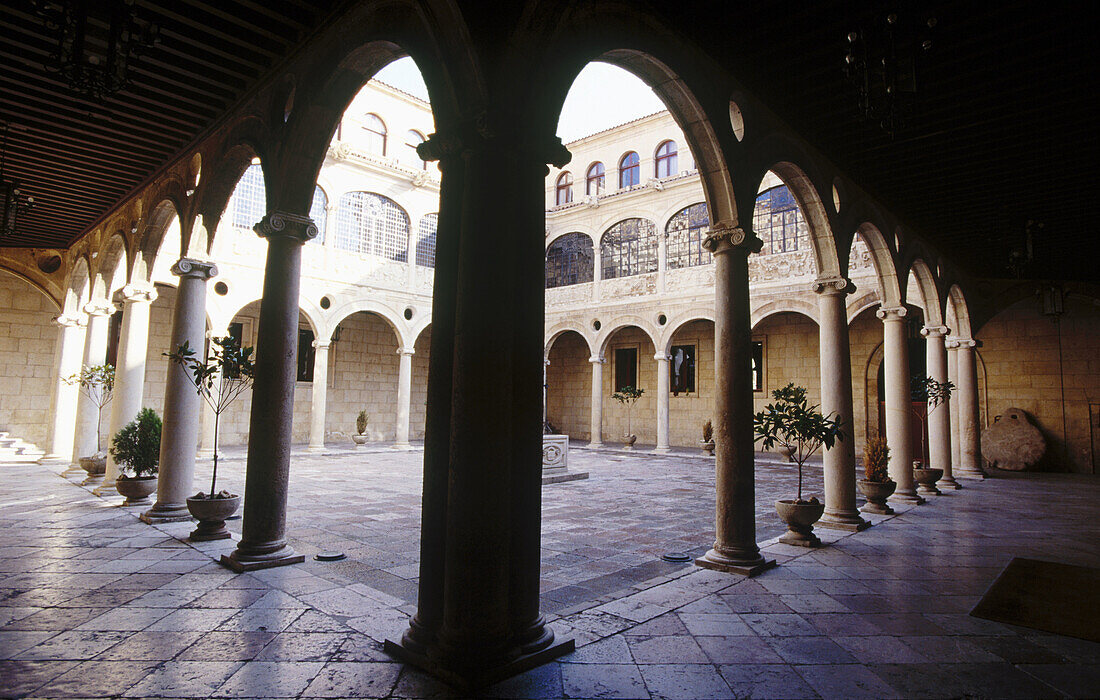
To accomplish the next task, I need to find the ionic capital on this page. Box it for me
[254,211,318,244]
[396,348,415,357]
[920,325,950,339]
[83,300,115,317]
[654,352,670,362]
[171,257,218,281]
[121,283,157,304]
[312,340,331,351]
[54,314,85,328]
[812,276,855,296]
[703,225,763,255]
[876,305,908,322]
[946,337,978,349]
[417,114,572,169]
[589,355,606,365]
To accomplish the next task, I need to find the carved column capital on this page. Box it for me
[812,276,855,296]
[83,300,115,317]
[920,325,951,339]
[654,352,670,362]
[703,225,763,255]
[876,305,908,322]
[171,257,218,280]
[946,337,979,349]
[120,283,157,304]
[312,340,331,351]
[54,314,86,328]
[589,355,606,365]
[254,211,318,243]
[417,114,572,169]
[397,348,415,357]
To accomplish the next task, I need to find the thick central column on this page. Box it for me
[385,123,574,687]
[878,306,922,504]
[654,352,671,452]
[42,314,86,467]
[72,300,114,468]
[142,259,216,523]
[223,212,316,571]
[950,338,986,478]
[394,348,414,449]
[696,225,774,576]
[922,325,958,489]
[99,284,157,495]
[307,340,330,453]
[588,356,604,446]
[814,277,869,530]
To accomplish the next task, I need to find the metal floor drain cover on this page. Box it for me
[661,552,692,563]
[315,551,346,561]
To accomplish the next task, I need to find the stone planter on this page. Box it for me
[622,434,637,450]
[858,478,896,515]
[700,440,715,457]
[776,499,825,547]
[777,445,795,462]
[913,466,944,496]
[352,434,368,447]
[79,455,106,486]
[116,476,157,507]
[186,494,240,542]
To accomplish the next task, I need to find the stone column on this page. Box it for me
[307,340,331,453]
[947,343,961,472]
[814,277,868,530]
[878,306,922,504]
[922,325,959,489]
[42,314,86,467]
[696,225,774,576]
[141,258,217,523]
[588,356,604,447]
[394,348,414,449]
[222,211,315,572]
[72,300,114,467]
[98,284,157,496]
[654,352,671,452]
[950,338,986,478]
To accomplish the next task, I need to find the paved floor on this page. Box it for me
[1,448,1098,699]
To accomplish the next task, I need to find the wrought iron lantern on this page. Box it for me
[0,124,34,240]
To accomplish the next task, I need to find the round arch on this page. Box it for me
[659,313,715,354]
[852,222,902,308]
[328,300,408,350]
[907,258,944,327]
[751,298,821,330]
[760,159,840,279]
[595,316,660,358]
[545,320,596,358]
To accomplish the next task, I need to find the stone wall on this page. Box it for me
[0,271,59,447]
[848,307,882,450]
[668,320,715,446]
[546,331,592,439]
[752,312,820,455]
[603,327,658,445]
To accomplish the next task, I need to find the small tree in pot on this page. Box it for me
[110,408,161,506]
[753,383,842,547]
[353,410,369,446]
[858,435,895,514]
[611,385,644,448]
[911,376,954,495]
[65,363,115,481]
[166,335,254,541]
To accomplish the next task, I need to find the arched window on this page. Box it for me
[416,213,438,268]
[666,202,711,269]
[545,233,594,288]
[231,164,265,229]
[308,186,327,244]
[586,162,605,195]
[362,113,387,155]
[601,218,658,279]
[753,185,809,255]
[555,172,573,205]
[405,130,426,170]
[655,140,678,178]
[335,191,409,261]
[618,152,640,188]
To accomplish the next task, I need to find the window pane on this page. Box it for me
[614,347,637,391]
[601,218,658,279]
[556,173,573,205]
[670,344,695,395]
[666,202,711,269]
[416,213,438,268]
[545,232,594,288]
[363,114,387,155]
[586,162,605,195]
[752,185,809,255]
[655,141,678,178]
[619,152,639,188]
[335,191,410,261]
[405,130,426,169]
[231,164,265,229]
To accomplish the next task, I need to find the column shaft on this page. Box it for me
[588,358,604,446]
[954,340,985,478]
[879,307,922,503]
[72,303,113,463]
[394,349,414,448]
[816,279,867,530]
[43,316,86,465]
[655,353,670,452]
[308,341,330,452]
[947,345,961,471]
[923,327,958,488]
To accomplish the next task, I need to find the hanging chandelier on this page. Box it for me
[0,124,34,240]
[844,11,937,137]
[32,0,159,101]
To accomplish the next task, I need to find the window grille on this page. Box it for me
[309,186,326,244]
[362,113,387,155]
[586,162,605,195]
[405,130,426,170]
[753,185,809,255]
[416,213,438,268]
[619,152,640,188]
[231,164,265,229]
[666,202,711,269]
[601,218,658,279]
[545,232,594,288]
[555,172,573,205]
[655,140,678,178]
[336,191,410,261]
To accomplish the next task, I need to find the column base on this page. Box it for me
[860,502,895,515]
[391,442,413,451]
[81,474,105,487]
[60,464,85,478]
[955,467,986,479]
[39,455,72,466]
[695,548,777,577]
[140,503,194,524]
[383,633,574,691]
[818,510,871,531]
[654,446,671,454]
[307,445,325,454]
[586,442,603,449]
[92,482,118,497]
[889,490,926,505]
[220,545,304,573]
[938,476,962,490]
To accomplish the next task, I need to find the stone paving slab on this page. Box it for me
[2,453,1099,698]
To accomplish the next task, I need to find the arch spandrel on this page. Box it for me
[594,316,661,359]
[135,198,186,284]
[91,234,130,301]
[658,314,716,355]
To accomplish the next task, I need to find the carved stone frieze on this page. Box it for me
[665,266,715,292]
[602,273,657,299]
[749,248,816,283]
[546,282,593,307]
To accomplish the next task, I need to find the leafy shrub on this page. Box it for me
[863,436,890,482]
[110,408,162,478]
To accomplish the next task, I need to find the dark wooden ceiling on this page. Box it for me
[1,1,1095,281]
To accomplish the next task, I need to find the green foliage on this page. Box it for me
[702,419,713,443]
[356,410,369,435]
[863,436,890,482]
[610,385,644,405]
[753,383,843,502]
[110,408,162,477]
[911,375,954,411]
[65,363,115,454]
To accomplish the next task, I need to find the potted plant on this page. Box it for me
[911,376,954,495]
[700,419,715,456]
[353,410,369,446]
[610,385,644,448]
[858,435,895,514]
[110,408,161,506]
[166,335,254,541]
[65,363,115,484]
[753,383,842,547]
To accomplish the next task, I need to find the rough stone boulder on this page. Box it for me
[982,407,1046,471]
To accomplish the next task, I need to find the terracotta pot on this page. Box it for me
[186,494,240,541]
[116,475,157,507]
[622,434,637,449]
[858,478,896,515]
[352,434,368,446]
[776,498,825,547]
[700,440,715,456]
[913,467,944,496]
[79,455,106,485]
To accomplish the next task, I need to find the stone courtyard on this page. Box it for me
[2,447,1099,699]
